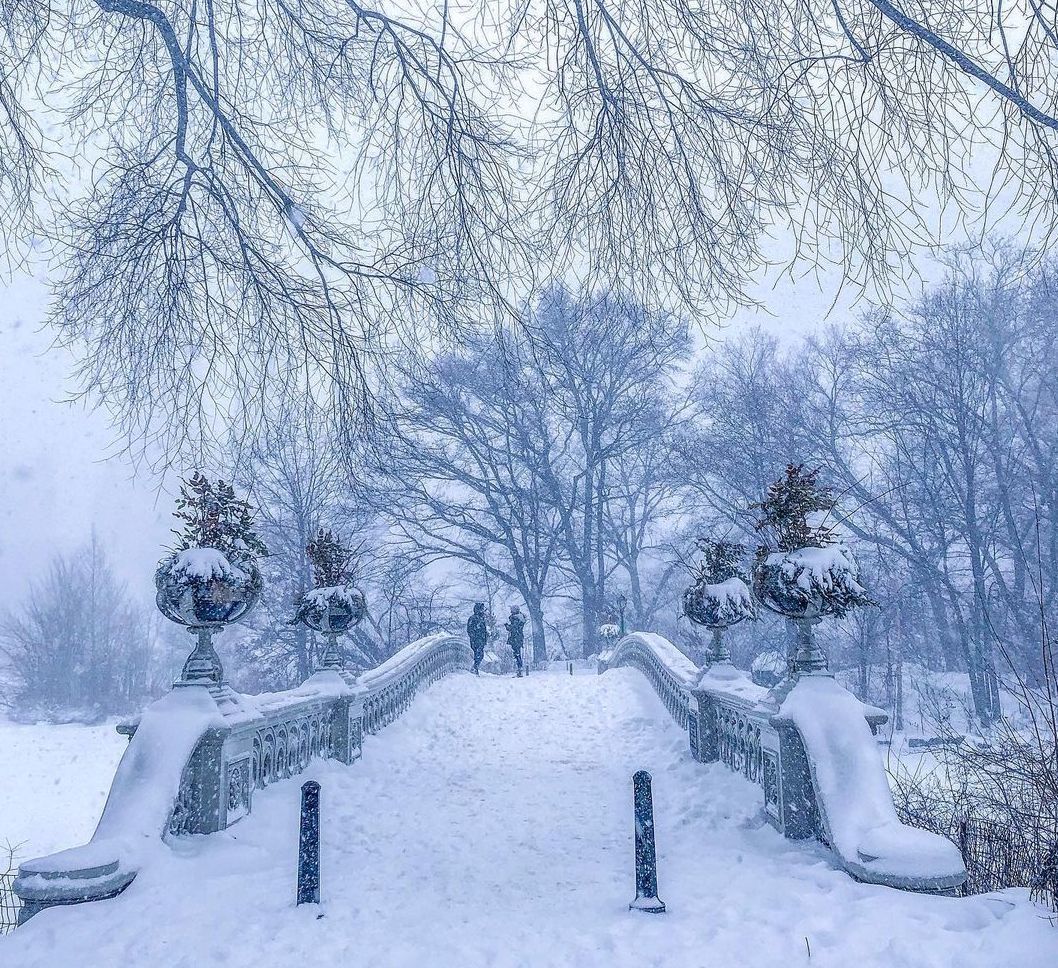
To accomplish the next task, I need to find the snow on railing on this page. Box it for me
[597,632,697,728]
[360,633,471,734]
[598,632,966,893]
[12,633,472,924]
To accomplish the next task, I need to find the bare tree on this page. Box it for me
[603,414,687,631]
[7,2,1058,457]
[528,287,688,654]
[232,400,368,687]
[0,534,163,717]
[374,325,561,665]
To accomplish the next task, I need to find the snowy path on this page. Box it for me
[2,669,1055,967]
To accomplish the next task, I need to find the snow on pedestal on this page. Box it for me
[777,676,966,891]
[13,687,225,919]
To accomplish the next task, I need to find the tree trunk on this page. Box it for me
[528,599,548,667]
[582,594,598,659]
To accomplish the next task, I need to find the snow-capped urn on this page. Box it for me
[682,539,755,662]
[598,622,621,642]
[156,546,263,629]
[155,473,266,689]
[295,584,367,635]
[750,464,873,675]
[294,529,366,671]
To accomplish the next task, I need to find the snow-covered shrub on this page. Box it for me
[155,474,266,628]
[293,529,366,634]
[682,539,755,629]
[170,472,268,566]
[755,544,871,620]
[751,465,873,620]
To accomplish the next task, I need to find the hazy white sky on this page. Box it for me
[0,266,171,609]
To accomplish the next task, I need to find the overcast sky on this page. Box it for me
[0,266,171,609]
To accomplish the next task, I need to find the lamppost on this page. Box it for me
[617,592,627,636]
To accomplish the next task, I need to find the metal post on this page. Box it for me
[317,631,343,672]
[297,781,321,906]
[629,770,665,913]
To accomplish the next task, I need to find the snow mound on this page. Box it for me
[778,676,965,889]
[14,688,224,908]
[697,662,770,702]
[164,547,246,582]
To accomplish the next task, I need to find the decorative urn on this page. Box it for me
[295,585,367,635]
[156,547,262,628]
[682,539,755,663]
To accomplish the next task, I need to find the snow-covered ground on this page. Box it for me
[0,718,127,859]
[2,669,1056,967]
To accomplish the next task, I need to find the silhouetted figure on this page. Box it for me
[467,602,488,674]
[506,605,526,677]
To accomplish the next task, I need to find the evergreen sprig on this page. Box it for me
[306,528,356,587]
[172,472,268,564]
[691,538,747,585]
[752,464,837,554]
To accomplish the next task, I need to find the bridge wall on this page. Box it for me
[599,632,966,893]
[13,633,472,922]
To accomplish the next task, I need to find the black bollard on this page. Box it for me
[297,780,321,906]
[569,662,573,676]
[629,770,666,913]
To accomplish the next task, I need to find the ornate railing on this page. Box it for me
[713,696,782,826]
[597,632,697,728]
[599,631,966,893]
[360,634,471,734]
[13,632,471,923]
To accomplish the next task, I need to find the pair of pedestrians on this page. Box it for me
[466,603,526,676]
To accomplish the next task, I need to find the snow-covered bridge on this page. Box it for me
[1,635,1054,967]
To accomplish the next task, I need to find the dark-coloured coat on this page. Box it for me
[506,614,525,654]
[467,612,488,654]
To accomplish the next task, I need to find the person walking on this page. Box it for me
[506,605,526,677]
[467,602,488,675]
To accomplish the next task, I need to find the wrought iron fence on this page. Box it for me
[1,850,20,933]
[896,803,1058,909]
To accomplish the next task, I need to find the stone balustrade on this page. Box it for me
[599,632,967,893]
[597,632,697,729]
[13,632,472,923]
[360,634,471,734]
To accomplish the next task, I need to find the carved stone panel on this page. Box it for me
[225,756,252,825]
